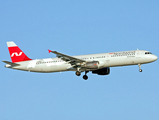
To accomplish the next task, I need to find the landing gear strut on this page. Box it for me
[75,70,89,80]
[138,64,142,72]
[75,67,81,76]
[83,71,89,80]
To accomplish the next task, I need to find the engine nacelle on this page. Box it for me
[92,67,110,75]
[82,61,99,69]
[98,61,105,69]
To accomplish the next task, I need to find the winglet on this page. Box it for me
[48,49,52,53]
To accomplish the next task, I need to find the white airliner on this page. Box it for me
[3,41,158,80]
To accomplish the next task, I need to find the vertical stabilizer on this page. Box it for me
[7,41,32,63]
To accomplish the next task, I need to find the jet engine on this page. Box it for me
[92,67,110,75]
[82,61,99,69]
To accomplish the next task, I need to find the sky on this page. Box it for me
[0,0,159,120]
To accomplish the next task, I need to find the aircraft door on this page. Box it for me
[27,60,37,70]
[106,54,110,62]
[136,50,141,58]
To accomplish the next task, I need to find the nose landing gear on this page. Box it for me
[139,69,142,72]
[138,64,142,72]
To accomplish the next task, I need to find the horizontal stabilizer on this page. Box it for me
[2,61,20,66]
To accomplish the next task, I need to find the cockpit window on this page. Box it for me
[145,52,152,54]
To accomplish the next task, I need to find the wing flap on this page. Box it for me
[48,50,86,67]
[49,50,85,64]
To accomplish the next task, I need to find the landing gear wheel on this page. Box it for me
[83,75,88,80]
[139,69,142,72]
[75,71,81,76]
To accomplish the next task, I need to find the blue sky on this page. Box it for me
[0,0,159,120]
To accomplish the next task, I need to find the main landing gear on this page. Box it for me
[138,64,142,72]
[83,71,89,80]
[75,71,89,80]
[75,71,81,76]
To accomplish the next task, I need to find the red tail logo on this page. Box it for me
[11,52,23,57]
[7,41,32,63]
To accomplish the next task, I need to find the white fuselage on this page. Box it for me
[6,50,158,73]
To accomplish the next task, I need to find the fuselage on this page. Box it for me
[5,50,158,73]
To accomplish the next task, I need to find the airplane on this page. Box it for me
[2,41,158,80]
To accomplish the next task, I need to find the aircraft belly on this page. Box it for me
[49,64,69,72]
[11,64,29,71]
[107,57,139,67]
[31,63,69,72]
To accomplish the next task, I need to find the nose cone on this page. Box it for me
[152,55,158,61]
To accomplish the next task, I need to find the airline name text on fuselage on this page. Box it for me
[110,51,135,57]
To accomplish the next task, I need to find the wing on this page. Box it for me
[48,50,85,66]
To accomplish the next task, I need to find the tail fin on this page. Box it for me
[7,41,32,63]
